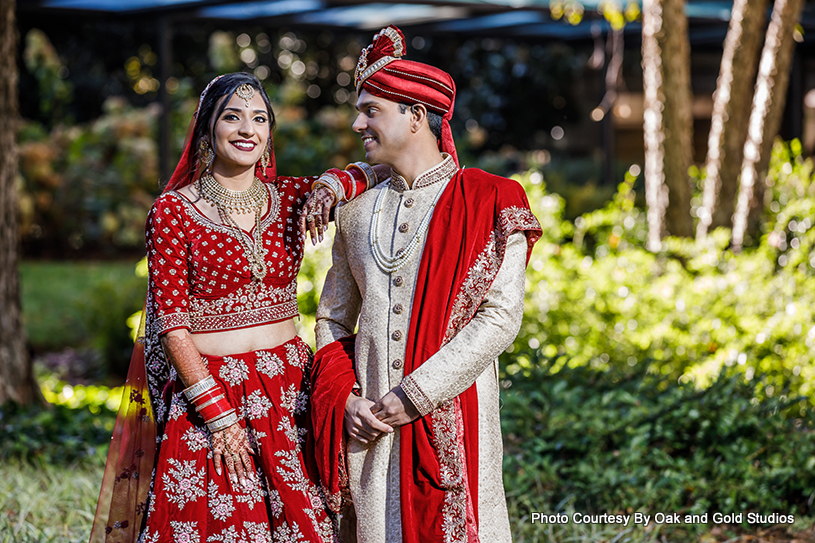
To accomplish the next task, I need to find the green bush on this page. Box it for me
[21,260,145,379]
[497,140,815,529]
[501,360,815,531]
[0,402,115,465]
[509,140,815,406]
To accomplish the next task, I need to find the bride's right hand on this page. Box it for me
[211,423,255,488]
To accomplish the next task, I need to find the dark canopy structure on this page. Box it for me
[24,1,815,41]
[19,1,815,181]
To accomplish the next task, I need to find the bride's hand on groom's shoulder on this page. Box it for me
[299,186,335,245]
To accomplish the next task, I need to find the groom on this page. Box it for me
[312,26,541,543]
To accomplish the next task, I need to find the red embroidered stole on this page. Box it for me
[311,168,541,542]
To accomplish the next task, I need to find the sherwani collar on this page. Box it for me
[389,153,458,192]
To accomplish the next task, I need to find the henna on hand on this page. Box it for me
[211,423,254,488]
[298,186,337,245]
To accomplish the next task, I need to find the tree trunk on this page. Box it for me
[696,0,767,240]
[642,0,694,251]
[732,0,805,251]
[0,0,37,406]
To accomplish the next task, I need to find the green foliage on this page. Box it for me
[23,29,73,126]
[18,98,162,256]
[294,233,336,349]
[0,402,114,465]
[39,377,124,414]
[502,361,815,531]
[510,141,815,406]
[501,140,815,526]
[20,260,145,378]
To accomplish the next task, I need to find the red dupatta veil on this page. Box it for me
[88,75,278,543]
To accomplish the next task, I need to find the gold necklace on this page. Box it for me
[198,174,268,214]
[197,174,275,281]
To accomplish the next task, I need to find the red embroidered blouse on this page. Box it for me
[147,176,317,335]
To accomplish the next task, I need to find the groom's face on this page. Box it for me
[352,90,411,167]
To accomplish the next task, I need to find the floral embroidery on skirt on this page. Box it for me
[139,337,337,543]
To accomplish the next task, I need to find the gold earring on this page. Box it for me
[261,142,271,170]
[199,140,214,171]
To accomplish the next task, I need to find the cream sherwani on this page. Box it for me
[315,155,526,543]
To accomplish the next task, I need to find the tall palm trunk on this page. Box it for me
[732,0,805,251]
[697,0,768,240]
[642,0,694,251]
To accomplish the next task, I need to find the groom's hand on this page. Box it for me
[345,394,393,444]
[371,386,420,427]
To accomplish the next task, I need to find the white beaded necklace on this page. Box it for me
[369,180,448,274]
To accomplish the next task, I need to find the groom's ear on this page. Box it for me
[408,104,429,134]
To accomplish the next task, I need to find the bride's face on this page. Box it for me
[210,89,270,172]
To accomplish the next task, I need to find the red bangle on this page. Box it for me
[346,162,376,189]
[196,393,225,412]
[327,168,356,201]
[198,396,232,423]
[344,168,367,200]
[191,387,222,407]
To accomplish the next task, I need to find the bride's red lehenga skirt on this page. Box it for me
[139,337,336,543]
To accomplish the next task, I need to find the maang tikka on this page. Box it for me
[235,84,255,107]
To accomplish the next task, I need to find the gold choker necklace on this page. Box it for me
[197,174,268,215]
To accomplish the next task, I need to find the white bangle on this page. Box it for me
[207,409,238,432]
[195,394,225,412]
[183,375,216,401]
[313,173,347,202]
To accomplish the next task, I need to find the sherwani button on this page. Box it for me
[404,198,415,208]
[391,330,402,341]
[393,304,403,314]
[393,276,404,286]
[399,223,409,233]
[392,359,403,369]
[395,248,405,257]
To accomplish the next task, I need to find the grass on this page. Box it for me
[0,459,672,543]
[19,261,146,378]
[20,260,144,352]
[0,461,104,543]
[2,459,810,543]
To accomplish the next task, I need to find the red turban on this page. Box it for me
[354,25,459,166]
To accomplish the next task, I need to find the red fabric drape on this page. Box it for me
[312,168,541,542]
[88,319,156,543]
[310,335,358,513]
[400,169,539,543]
